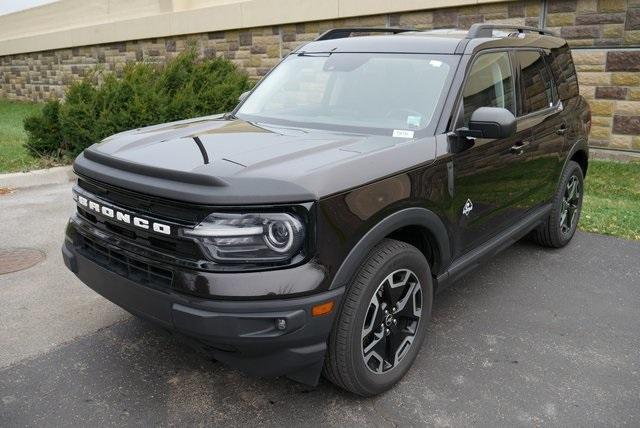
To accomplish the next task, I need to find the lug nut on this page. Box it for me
[385,328,390,335]
[393,319,397,325]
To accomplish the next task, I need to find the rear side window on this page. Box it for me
[547,44,579,102]
[516,50,554,115]
[462,52,514,125]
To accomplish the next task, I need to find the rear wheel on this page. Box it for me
[323,239,433,396]
[531,160,584,248]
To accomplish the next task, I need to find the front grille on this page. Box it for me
[77,234,173,288]
[78,178,209,223]
[75,178,208,261]
[76,206,201,259]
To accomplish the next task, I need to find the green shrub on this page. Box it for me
[22,100,64,157]
[23,49,252,159]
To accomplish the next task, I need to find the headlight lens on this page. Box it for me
[183,212,305,263]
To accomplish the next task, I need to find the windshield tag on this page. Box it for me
[406,115,422,127]
[393,129,414,138]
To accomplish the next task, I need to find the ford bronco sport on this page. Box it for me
[62,24,591,396]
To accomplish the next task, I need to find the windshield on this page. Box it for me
[236,53,455,135]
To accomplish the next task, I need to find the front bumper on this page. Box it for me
[62,224,344,385]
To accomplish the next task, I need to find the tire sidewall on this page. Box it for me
[346,246,433,394]
[553,161,584,246]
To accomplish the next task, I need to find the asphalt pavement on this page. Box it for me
[1,182,639,427]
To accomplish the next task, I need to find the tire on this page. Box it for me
[531,160,584,248]
[323,239,433,396]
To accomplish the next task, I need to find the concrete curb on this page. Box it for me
[0,165,74,190]
[590,148,640,162]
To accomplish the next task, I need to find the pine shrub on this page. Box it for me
[23,49,252,159]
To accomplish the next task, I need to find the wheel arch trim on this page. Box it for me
[562,139,589,181]
[329,208,451,290]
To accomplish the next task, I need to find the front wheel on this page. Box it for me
[323,239,433,396]
[531,160,584,248]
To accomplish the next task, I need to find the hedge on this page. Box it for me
[23,49,252,159]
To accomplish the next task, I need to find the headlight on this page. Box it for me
[183,212,305,263]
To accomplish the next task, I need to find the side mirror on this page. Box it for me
[456,107,517,140]
[238,91,250,103]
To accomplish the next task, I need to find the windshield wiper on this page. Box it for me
[297,52,331,57]
[254,122,310,134]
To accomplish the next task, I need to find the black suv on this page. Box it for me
[62,24,591,396]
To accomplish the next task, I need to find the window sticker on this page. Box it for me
[406,115,422,127]
[392,129,415,138]
[429,60,443,68]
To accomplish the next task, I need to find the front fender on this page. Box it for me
[329,207,451,290]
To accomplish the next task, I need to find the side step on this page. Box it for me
[435,204,552,291]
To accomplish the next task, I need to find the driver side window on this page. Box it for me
[462,52,514,126]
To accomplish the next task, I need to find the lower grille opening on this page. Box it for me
[106,222,137,240]
[77,234,173,288]
[78,207,97,224]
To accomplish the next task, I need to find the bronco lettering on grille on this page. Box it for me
[76,194,171,235]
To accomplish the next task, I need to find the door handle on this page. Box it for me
[510,141,530,155]
[556,125,567,135]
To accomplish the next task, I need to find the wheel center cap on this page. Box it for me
[384,314,394,326]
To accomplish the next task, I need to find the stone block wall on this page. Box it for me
[0,0,638,150]
[546,0,640,150]
[573,49,640,149]
[0,0,542,102]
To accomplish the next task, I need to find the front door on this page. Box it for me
[451,51,533,257]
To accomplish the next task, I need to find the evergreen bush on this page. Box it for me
[24,49,252,159]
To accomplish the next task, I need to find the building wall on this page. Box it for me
[0,0,639,150]
[546,0,640,150]
[0,0,513,56]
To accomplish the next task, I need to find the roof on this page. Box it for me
[295,25,565,56]
[299,34,465,55]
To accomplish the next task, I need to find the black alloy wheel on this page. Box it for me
[361,269,423,374]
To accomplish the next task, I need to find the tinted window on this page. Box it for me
[517,50,554,115]
[547,45,579,102]
[462,52,514,125]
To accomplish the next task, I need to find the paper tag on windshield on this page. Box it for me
[392,129,414,138]
[406,115,421,127]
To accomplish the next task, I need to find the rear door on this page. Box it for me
[513,49,567,209]
[452,51,534,256]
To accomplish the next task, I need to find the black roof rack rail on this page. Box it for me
[315,27,414,41]
[466,23,555,38]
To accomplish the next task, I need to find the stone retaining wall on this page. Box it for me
[573,49,640,149]
[546,0,640,150]
[0,0,638,150]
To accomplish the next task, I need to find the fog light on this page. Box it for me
[276,318,287,330]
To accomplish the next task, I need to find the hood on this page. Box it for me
[74,116,439,204]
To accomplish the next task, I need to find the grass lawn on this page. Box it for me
[581,160,640,241]
[0,99,50,173]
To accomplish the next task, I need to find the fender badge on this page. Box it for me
[462,199,473,216]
